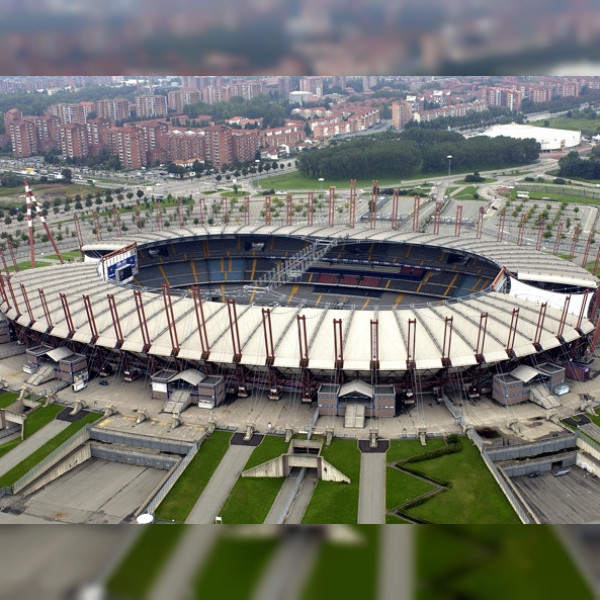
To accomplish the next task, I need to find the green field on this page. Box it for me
[256,171,416,191]
[219,435,288,524]
[532,116,600,137]
[386,466,437,514]
[0,410,102,487]
[302,439,361,524]
[7,260,51,272]
[45,250,81,262]
[106,525,186,600]
[513,188,600,205]
[417,526,593,600]
[386,438,447,463]
[193,535,278,599]
[301,526,379,600]
[453,185,480,200]
[403,438,520,524]
[0,391,18,409]
[0,182,97,200]
[23,402,62,438]
[154,431,232,523]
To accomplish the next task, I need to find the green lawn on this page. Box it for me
[403,438,520,524]
[417,526,593,600]
[454,185,480,199]
[153,431,232,523]
[0,439,21,459]
[7,260,51,272]
[386,438,447,463]
[532,116,600,137]
[193,536,278,599]
[302,439,361,524]
[23,403,63,438]
[45,250,81,261]
[106,525,186,600]
[0,410,102,487]
[219,435,288,524]
[256,171,414,191]
[301,526,379,600]
[386,466,436,512]
[0,391,19,409]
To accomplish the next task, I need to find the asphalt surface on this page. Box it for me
[23,458,165,523]
[512,467,600,523]
[185,443,254,524]
[358,452,386,524]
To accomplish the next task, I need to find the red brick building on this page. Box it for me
[59,123,88,159]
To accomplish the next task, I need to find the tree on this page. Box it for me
[61,168,72,183]
[216,174,222,182]
[136,189,144,199]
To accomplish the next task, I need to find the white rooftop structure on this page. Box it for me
[3,225,597,374]
[483,123,581,151]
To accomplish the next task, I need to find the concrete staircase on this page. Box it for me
[530,383,560,410]
[344,403,366,429]
[163,389,192,416]
[26,364,56,386]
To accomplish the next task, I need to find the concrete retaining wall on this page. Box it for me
[90,428,194,455]
[23,443,92,496]
[144,442,199,517]
[485,435,576,462]
[11,425,92,495]
[501,451,577,477]
[90,443,179,470]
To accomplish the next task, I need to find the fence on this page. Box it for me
[11,424,91,495]
[144,441,199,516]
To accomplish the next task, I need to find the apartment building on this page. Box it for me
[95,98,131,123]
[86,118,112,153]
[48,103,87,125]
[9,120,37,157]
[108,126,147,169]
[58,123,88,159]
[135,95,168,118]
[204,125,233,168]
[299,77,324,98]
[391,100,413,129]
[167,89,201,113]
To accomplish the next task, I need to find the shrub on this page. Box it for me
[403,443,461,463]
[553,177,566,184]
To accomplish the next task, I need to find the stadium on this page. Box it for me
[1,211,599,423]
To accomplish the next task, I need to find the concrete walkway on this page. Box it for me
[379,527,414,600]
[148,527,222,600]
[185,444,254,524]
[251,529,323,600]
[357,452,386,524]
[0,420,70,478]
[263,468,318,524]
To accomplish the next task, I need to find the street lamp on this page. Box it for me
[447,155,453,178]
[318,177,324,191]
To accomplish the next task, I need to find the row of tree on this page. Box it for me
[183,94,287,128]
[557,150,600,179]
[296,130,541,180]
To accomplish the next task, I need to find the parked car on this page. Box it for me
[98,380,109,386]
